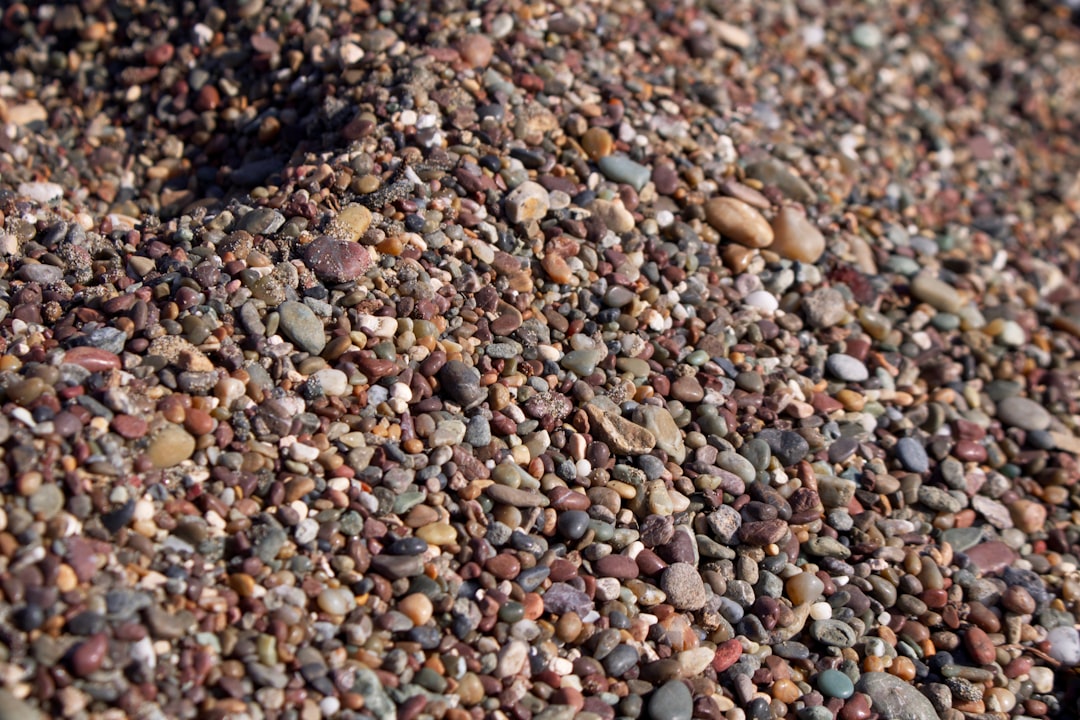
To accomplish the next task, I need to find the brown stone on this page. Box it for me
[63,346,121,372]
[704,197,774,248]
[964,626,997,665]
[737,519,788,546]
[71,633,108,676]
[962,541,1017,575]
[593,554,639,579]
[485,553,521,580]
[770,206,826,263]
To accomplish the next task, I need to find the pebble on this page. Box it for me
[303,235,375,283]
[0,690,40,720]
[648,680,693,720]
[855,673,938,720]
[147,425,196,468]
[817,669,855,699]
[909,274,963,313]
[895,437,929,473]
[995,396,1052,431]
[276,301,326,355]
[704,197,774,248]
[598,155,652,191]
[505,181,550,223]
[661,563,708,610]
[770,206,826,262]
[1047,625,1080,665]
[826,354,869,383]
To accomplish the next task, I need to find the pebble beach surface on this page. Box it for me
[2,1,1080,720]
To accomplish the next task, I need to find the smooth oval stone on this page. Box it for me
[704,197,774,248]
[818,668,855,699]
[648,680,693,720]
[826,354,869,383]
[895,437,929,473]
[771,206,826,263]
[147,425,196,468]
[557,510,591,539]
[995,396,1051,432]
[909,274,963,313]
[855,672,938,720]
[603,644,640,677]
[276,301,326,355]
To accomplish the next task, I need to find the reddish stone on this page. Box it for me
[712,639,743,673]
[593,554,639,579]
[549,486,590,511]
[183,407,215,436]
[954,440,987,463]
[964,626,997,665]
[963,541,1018,575]
[485,553,521,580]
[71,633,108,676]
[64,346,121,372]
[303,236,375,283]
[111,414,148,439]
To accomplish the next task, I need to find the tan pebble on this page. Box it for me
[146,425,196,468]
[770,206,826,263]
[704,197,774,248]
[327,204,373,242]
[416,523,457,546]
[556,612,583,643]
[56,563,78,592]
[541,253,573,283]
[229,573,257,598]
[581,127,614,160]
[1008,499,1046,533]
[771,678,802,704]
[721,244,756,273]
[456,672,485,705]
[398,593,434,625]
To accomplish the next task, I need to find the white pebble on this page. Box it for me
[1047,625,1080,665]
[744,290,779,312]
[312,369,349,396]
[809,602,832,620]
[1029,666,1055,694]
[295,519,319,545]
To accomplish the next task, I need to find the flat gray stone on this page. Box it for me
[856,672,939,720]
[996,396,1051,431]
[276,301,326,355]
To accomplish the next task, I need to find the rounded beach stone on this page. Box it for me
[817,668,855,699]
[855,672,938,720]
[995,396,1051,431]
[648,680,693,720]
[770,206,825,262]
[147,425,196,468]
[704,197,774,248]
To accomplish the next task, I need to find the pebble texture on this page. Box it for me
[0,2,1077,720]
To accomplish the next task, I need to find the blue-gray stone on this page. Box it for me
[598,155,652,192]
[855,672,938,720]
[826,353,869,383]
[276,301,326,355]
[895,437,929,473]
[648,680,693,720]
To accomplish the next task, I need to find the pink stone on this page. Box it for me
[963,541,1018,575]
[63,346,121,372]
